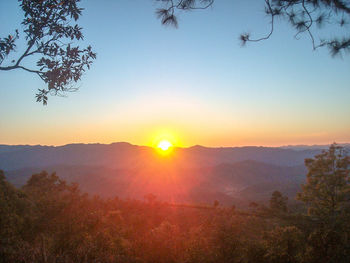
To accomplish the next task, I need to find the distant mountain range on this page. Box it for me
[1,143,347,206]
[281,143,350,151]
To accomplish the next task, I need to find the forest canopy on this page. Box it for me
[1,145,349,263]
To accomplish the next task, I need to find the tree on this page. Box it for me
[213,199,219,208]
[0,170,29,262]
[144,193,157,204]
[22,171,129,262]
[155,0,350,56]
[270,190,288,213]
[0,0,96,104]
[297,144,350,222]
[263,226,304,263]
[297,144,350,263]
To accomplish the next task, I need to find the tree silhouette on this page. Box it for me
[2,161,350,263]
[297,144,350,222]
[0,0,96,104]
[155,0,350,56]
[213,199,219,208]
[144,193,157,204]
[0,170,29,261]
[297,144,350,263]
[270,190,288,213]
[263,226,304,263]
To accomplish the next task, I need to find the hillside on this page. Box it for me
[0,142,325,170]
[0,143,314,206]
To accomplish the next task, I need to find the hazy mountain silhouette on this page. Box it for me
[0,142,331,171]
[0,142,325,206]
[280,143,350,151]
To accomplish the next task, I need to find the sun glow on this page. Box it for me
[158,140,172,151]
[148,128,182,148]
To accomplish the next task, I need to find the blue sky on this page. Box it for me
[0,0,349,146]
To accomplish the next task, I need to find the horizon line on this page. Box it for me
[1,141,349,149]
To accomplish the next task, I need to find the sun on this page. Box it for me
[148,129,180,155]
[157,140,172,151]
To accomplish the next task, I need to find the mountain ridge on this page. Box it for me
[1,142,341,171]
[1,142,345,206]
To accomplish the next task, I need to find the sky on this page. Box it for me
[0,0,349,147]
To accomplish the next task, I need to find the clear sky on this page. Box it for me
[1,0,349,147]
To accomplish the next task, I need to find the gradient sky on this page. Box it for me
[1,0,349,147]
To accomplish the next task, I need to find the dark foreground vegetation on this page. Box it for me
[1,145,349,263]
